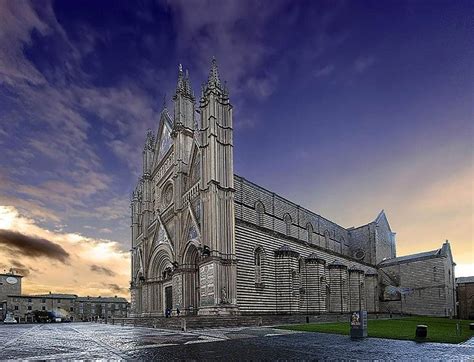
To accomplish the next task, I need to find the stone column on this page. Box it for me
[328,261,349,313]
[349,268,365,311]
[275,245,300,314]
[302,253,327,313]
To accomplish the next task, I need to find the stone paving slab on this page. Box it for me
[0,322,473,360]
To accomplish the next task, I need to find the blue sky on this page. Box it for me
[0,0,472,295]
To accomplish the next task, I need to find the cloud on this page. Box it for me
[354,56,376,73]
[0,205,130,298]
[9,259,34,277]
[90,264,116,277]
[167,0,286,98]
[107,283,128,294]
[0,229,70,263]
[314,64,335,78]
[0,0,50,85]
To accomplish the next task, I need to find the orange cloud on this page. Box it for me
[0,206,130,299]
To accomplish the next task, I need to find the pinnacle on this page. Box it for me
[207,56,221,88]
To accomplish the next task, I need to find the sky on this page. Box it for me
[0,0,472,299]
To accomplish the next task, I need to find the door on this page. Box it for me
[165,286,173,312]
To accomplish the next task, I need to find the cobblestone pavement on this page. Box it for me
[0,323,473,360]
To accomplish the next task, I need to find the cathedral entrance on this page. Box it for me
[165,285,173,313]
[183,243,200,315]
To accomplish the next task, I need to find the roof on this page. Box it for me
[7,293,77,299]
[76,296,128,303]
[456,276,474,284]
[328,260,347,269]
[0,273,23,278]
[34,293,78,299]
[378,249,441,266]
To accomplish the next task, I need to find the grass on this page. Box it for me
[278,317,474,344]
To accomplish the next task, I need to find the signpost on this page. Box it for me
[350,310,367,339]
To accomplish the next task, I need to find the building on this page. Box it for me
[0,271,23,319]
[5,293,129,322]
[129,59,456,317]
[75,296,129,321]
[456,276,474,320]
[378,241,456,317]
[7,293,76,322]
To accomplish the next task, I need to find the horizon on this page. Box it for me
[0,0,472,299]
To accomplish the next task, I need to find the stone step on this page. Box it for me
[109,312,399,330]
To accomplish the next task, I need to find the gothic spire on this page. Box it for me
[175,63,194,99]
[207,57,221,88]
[184,69,193,97]
[176,63,184,93]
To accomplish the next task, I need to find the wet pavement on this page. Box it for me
[0,323,473,360]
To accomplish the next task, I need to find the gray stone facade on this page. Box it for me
[130,59,456,317]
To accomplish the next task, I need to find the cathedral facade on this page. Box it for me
[130,59,456,317]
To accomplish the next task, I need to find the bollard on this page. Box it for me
[415,325,427,339]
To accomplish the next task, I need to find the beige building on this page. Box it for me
[5,293,129,322]
[130,59,457,318]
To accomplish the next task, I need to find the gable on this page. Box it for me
[153,110,174,169]
[375,210,392,233]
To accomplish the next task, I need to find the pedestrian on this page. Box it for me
[176,307,180,316]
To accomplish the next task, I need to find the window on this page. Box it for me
[14,306,18,310]
[254,247,265,285]
[433,267,438,282]
[306,223,313,243]
[283,214,292,236]
[255,201,265,227]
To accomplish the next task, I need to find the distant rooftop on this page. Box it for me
[379,240,452,267]
[8,293,77,299]
[378,249,441,266]
[0,271,23,278]
[456,276,474,284]
[6,293,128,302]
[76,296,128,303]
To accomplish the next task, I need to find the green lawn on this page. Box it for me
[278,317,474,344]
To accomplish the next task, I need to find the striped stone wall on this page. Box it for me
[235,222,377,314]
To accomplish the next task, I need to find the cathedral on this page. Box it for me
[130,59,456,317]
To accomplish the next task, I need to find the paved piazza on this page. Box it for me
[0,323,473,360]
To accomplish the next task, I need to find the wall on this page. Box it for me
[379,257,455,316]
[456,281,474,319]
[235,222,378,314]
[234,175,351,257]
